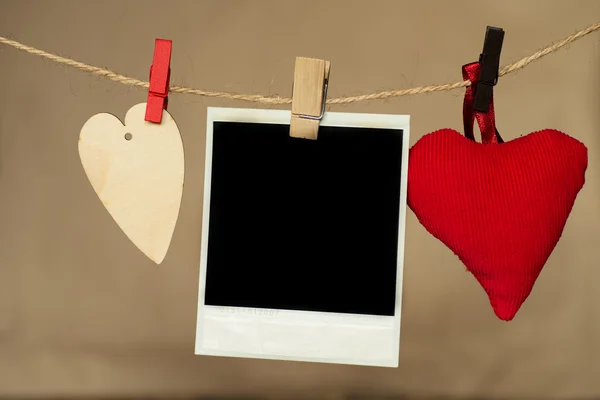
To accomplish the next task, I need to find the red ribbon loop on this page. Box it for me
[462,62,503,144]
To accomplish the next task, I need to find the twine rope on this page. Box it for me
[1,21,599,105]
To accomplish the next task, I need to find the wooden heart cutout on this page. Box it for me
[78,103,184,264]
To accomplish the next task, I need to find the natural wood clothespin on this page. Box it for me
[290,57,331,140]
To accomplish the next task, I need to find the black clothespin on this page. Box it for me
[473,26,505,113]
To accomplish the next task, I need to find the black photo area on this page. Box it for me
[204,121,404,316]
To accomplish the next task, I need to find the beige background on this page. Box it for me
[1,0,599,398]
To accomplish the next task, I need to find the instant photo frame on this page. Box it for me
[195,107,410,367]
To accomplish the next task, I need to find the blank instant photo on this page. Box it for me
[195,107,410,367]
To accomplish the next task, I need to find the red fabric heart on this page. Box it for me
[407,63,588,321]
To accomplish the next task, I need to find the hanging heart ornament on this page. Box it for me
[78,103,185,264]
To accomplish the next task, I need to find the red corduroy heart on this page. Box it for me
[408,128,587,320]
[407,62,588,321]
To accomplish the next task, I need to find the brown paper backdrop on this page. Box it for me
[1,0,599,398]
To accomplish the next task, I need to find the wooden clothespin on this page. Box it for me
[473,26,504,113]
[145,38,172,123]
[290,57,331,140]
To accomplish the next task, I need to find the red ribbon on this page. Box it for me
[462,62,503,144]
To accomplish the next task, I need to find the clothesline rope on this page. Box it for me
[1,21,599,105]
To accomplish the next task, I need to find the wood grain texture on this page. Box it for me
[290,57,331,140]
[78,103,184,264]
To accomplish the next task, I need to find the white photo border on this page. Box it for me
[195,107,410,367]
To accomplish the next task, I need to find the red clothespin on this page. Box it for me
[145,38,172,123]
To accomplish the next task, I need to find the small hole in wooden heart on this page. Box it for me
[124,132,132,141]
